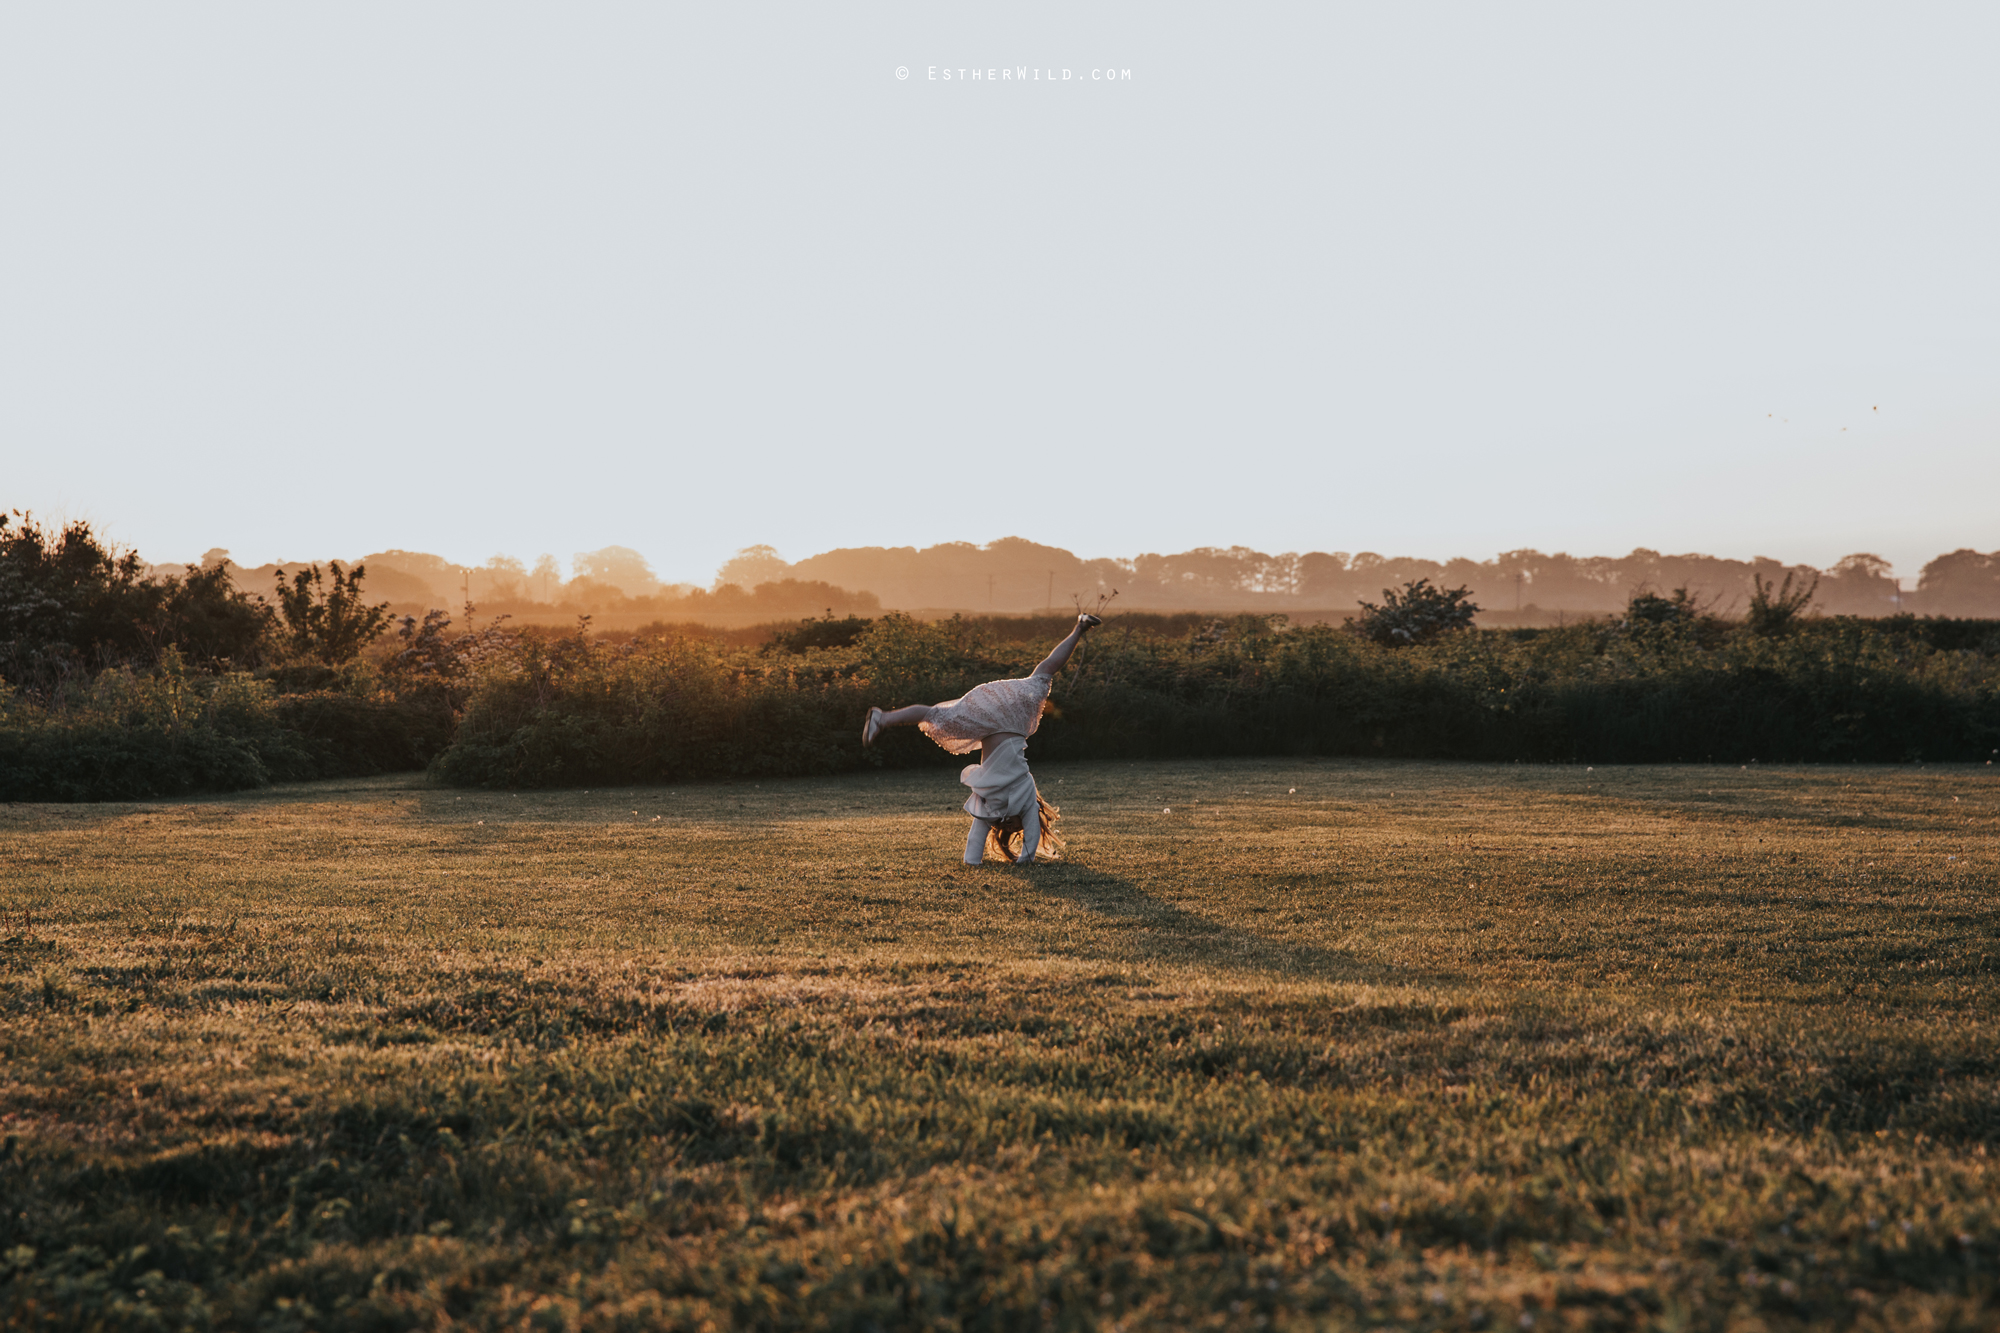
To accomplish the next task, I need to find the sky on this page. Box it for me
[3,3,1996,586]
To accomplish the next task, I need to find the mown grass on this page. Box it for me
[2,758,1996,1331]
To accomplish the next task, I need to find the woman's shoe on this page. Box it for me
[1078,614,1103,629]
[862,707,884,746]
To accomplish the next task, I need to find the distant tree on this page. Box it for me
[748,579,881,617]
[477,554,528,603]
[1350,579,1480,647]
[561,576,638,611]
[1296,551,1351,602]
[274,562,392,664]
[1916,549,2000,617]
[1254,550,1303,595]
[1831,552,1892,580]
[1131,547,1275,600]
[715,544,790,591]
[357,549,462,605]
[1818,553,1900,616]
[573,545,659,596]
[1744,570,1818,637]
[531,554,563,603]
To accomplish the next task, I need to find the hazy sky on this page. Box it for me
[4,3,1996,584]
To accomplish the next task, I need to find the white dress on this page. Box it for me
[919,675,1051,755]
[919,675,1051,823]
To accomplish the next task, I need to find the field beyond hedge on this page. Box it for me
[2,758,1997,1330]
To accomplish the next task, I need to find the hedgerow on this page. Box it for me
[6,606,1997,800]
[429,613,2000,789]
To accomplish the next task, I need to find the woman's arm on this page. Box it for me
[1031,614,1101,679]
[1014,801,1041,863]
[964,817,993,865]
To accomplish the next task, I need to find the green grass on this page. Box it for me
[2,758,1997,1331]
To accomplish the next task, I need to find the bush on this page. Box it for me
[434,623,889,788]
[0,511,272,689]
[0,657,309,801]
[0,636,460,801]
[1350,579,1480,647]
[1872,616,2000,655]
[273,692,457,777]
[273,562,392,664]
[1746,571,1819,638]
[761,613,875,655]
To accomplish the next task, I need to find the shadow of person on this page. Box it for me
[1021,861,1452,988]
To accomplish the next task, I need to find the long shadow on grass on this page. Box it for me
[1025,863,1455,987]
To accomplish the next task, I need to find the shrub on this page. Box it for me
[273,562,392,665]
[1746,571,1819,638]
[0,511,272,689]
[1625,587,1695,629]
[152,561,274,669]
[272,691,456,777]
[761,614,875,655]
[1350,579,1480,648]
[0,655,308,801]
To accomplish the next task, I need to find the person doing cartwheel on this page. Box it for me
[862,614,1100,864]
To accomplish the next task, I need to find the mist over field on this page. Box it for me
[150,535,2000,628]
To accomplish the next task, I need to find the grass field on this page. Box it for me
[2,758,1997,1331]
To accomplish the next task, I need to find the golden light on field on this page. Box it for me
[3,758,1995,1325]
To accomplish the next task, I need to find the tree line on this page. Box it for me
[155,536,2000,623]
[737,540,2000,618]
[5,507,1998,802]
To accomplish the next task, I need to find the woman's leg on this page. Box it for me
[964,818,993,865]
[1030,614,1100,680]
[864,702,934,746]
[1014,802,1041,864]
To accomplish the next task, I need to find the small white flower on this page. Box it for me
[1163,807,1172,814]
